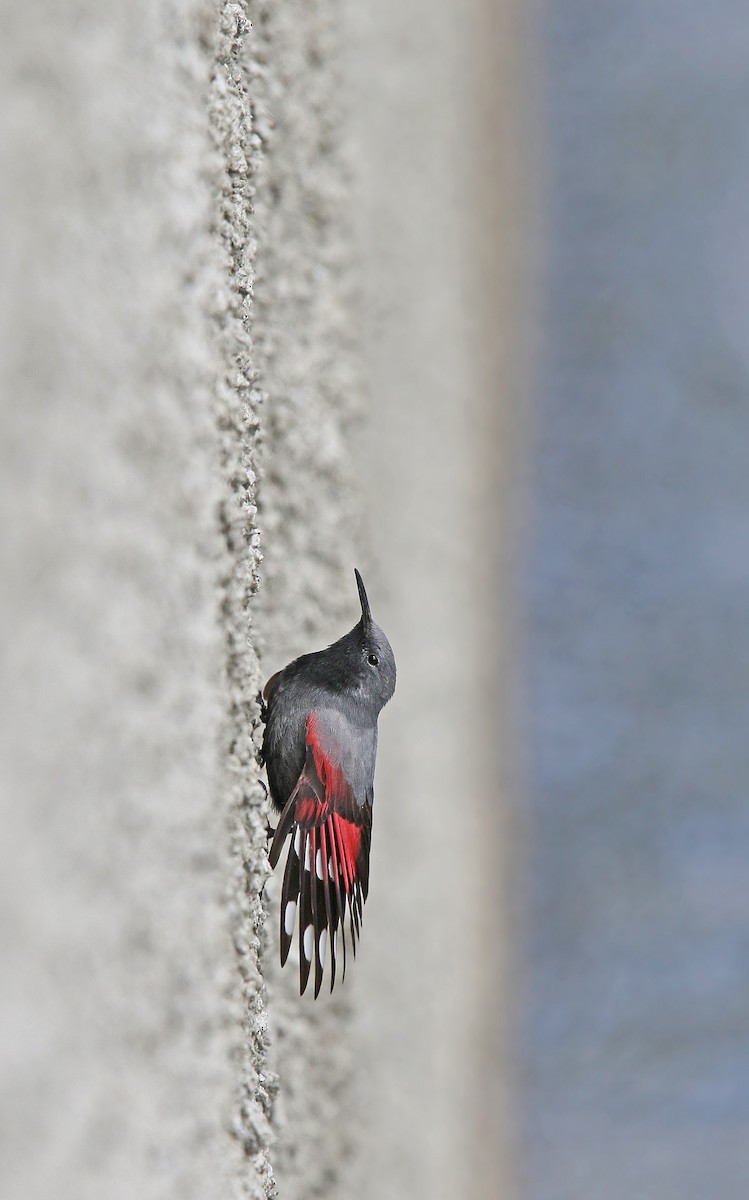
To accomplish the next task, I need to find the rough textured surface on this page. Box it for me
[210,4,274,1193]
[249,3,365,1195]
[0,3,272,1196]
[0,2,530,1197]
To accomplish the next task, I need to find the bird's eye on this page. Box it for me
[367,653,379,667]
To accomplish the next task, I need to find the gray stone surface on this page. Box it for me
[527,3,749,1197]
[0,4,271,1196]
[249,2,366,1195]
[0,2,529,1197]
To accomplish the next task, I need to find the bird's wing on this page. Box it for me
[269,709,373,997]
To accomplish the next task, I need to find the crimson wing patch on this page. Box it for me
[269,711,372,997]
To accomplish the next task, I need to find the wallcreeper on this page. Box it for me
[262,570,396,997]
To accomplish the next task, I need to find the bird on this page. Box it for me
[262,569,396,997]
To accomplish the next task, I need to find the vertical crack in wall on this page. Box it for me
[209,5,276,1196]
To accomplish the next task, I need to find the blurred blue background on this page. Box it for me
[526,4,749,1196]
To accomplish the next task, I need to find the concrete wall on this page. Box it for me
[1,4,271,1197]
[0,3,532,1197]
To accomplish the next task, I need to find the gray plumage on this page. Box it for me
[262,569,396,996]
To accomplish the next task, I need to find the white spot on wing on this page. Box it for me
[328,856,335,880]
[316,849,324,880]
[303,924,314,962]
[332,931,338,963]
[284,901,297,936]
[304,841,311,872]
[319,929,328,969]
[294,827,301,857]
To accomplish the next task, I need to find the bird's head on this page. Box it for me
[350,568,397,711]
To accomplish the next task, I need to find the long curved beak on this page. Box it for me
[354,568,372,630]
